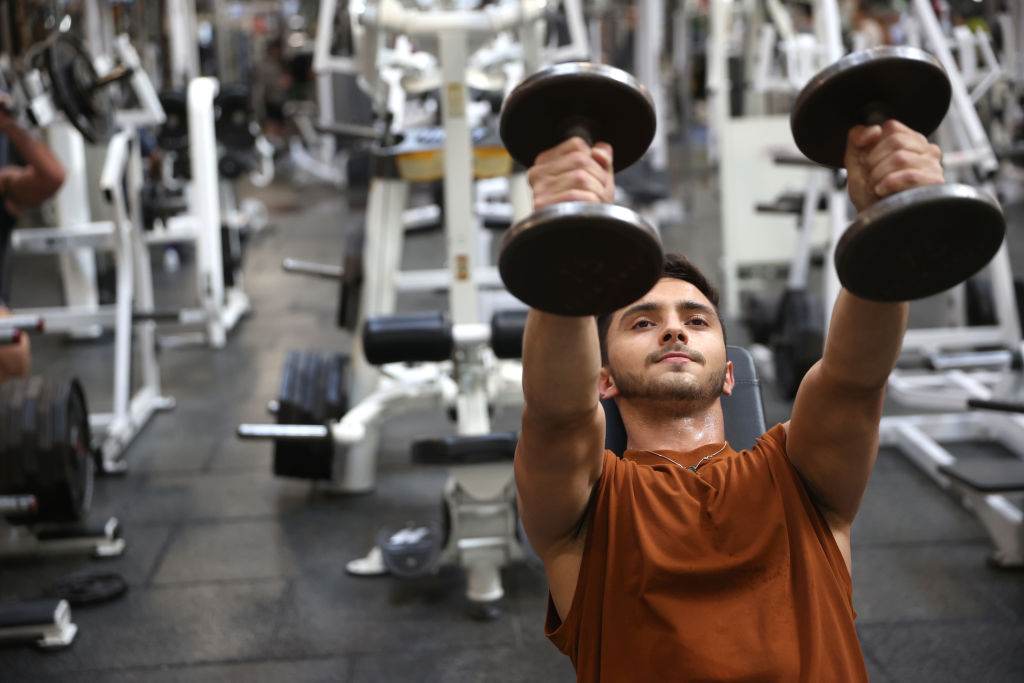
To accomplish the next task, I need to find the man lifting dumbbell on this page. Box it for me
[0,89,67,383]
[507,60,954,681]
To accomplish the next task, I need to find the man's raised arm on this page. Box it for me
[786,120,943,548]
[514,137,616,561]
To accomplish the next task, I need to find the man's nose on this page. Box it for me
[661,320,687,344]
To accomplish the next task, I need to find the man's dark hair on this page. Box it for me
[596,253,724,364]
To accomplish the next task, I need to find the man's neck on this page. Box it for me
[619,398,726,453]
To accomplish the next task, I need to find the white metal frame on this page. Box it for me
[876,0,1023,566]
[326,0,543,605]
[145,78,251,349]
[11,131,175,473]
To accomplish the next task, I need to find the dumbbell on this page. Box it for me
[498,63,663,316]
[791,45,1005,302]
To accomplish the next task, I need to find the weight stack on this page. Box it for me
[273,351,349,480]
[0,376,94,523]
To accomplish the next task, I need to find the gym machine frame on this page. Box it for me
[874,0,1024,568]
[144,76,252,350]
[7,35,177,473]
[243,0,549,609]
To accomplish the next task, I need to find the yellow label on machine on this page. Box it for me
[445,83,465,118]
[395,147,514,183]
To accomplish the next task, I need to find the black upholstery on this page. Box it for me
[602,346,768,455]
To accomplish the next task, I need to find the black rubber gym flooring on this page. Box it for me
[0,175,1022,682]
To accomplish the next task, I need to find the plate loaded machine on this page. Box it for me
[240,0,555,615]
[4,31,178,474]
[0,30,183,649]
[871,0,1024,568]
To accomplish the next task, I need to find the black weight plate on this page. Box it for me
[50,379,92,522]
[19,377,43,493]
[46,34,113,144]
[0,381,21,496]
[305,352,324,421]
[338,220,365,332]
[49,571,128,606]
[157,89,190,152]
[276,350,300,422]
[288,351,308,422]
[295,351,316,423]
[0,381,9,494]
[498,202,664,316]
[273,351,332,480]
[311,353,328,424]
[500,62,656,172]
[835,184,1005,302]
[34,376,56,492]
[791,46,950,168]
[324,354,349,419]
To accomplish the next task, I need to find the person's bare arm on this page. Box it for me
[0,307,31,382]
[786,121,942,551]
[0,100,66,208]
[514,138,616,615]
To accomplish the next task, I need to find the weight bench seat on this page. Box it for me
[603,346,767,455]
[938,459,1024,493]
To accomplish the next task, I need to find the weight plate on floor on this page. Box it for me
[834,184,1005,302]
[377,522,443,579]
[49,571,128,606]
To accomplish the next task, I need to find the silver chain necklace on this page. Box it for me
[641,443,728,472]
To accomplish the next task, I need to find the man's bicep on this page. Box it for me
[514,405,606,558]
[786,361,885,525]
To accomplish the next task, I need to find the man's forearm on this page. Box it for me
[820,290,909,390]
[521,311,603,420]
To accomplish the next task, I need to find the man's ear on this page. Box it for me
[599,366,618,399]
[721,360,735,396]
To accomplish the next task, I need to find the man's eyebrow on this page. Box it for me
[618,301,660,322]
[677,300,718,318]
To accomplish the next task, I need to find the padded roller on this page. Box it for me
[490,309,528,359]
[362,312,453,365]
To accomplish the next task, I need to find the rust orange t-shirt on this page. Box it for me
[545,423,868,682]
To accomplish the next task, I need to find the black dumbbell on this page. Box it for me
[498,63,663,316]
[791,45,1005,302]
